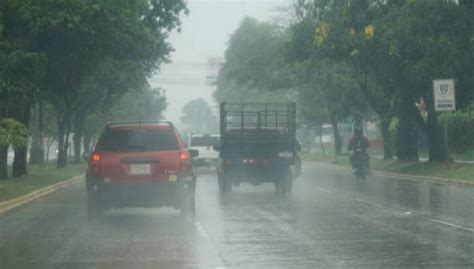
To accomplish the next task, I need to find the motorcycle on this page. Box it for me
[352,151,369,183]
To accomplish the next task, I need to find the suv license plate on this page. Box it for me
[130,164,151,175]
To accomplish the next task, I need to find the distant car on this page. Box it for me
[189,134,220,167]
[83,121,198,218]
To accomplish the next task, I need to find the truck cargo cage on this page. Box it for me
[220,102,297,144]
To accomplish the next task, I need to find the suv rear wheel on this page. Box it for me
[180,195,195,220]
[87,191,104,219]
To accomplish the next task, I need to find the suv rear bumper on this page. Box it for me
[88,179,195,208]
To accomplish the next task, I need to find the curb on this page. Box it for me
[0,175,83,215]
[304,161,474,187]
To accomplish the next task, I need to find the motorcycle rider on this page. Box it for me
[347,126,370,173]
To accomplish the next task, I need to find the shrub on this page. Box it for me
[441,111,474,153]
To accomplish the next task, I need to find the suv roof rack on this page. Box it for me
[106,121,174,127]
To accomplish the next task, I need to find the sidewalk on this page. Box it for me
[372,155,474,164]
[304,161,474,187]
[301,151,474,185]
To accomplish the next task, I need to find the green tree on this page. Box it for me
[1,0,47,176]
[11,0,188,167]
[286,4,366,156]
[181,98,217,134]
[215,17,297,104]
[381,0,474,161]
[0,118,28,179]
[306,0,474,161]
[81,87,168,157]
[220,17,293,91]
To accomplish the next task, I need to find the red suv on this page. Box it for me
[83,121,198,218]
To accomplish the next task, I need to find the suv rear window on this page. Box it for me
[101,129,179,152]
[191,136,219,147]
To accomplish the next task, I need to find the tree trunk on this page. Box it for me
[73,133,82,163]
[317,125,326,157]
[426,112,449,162]
[12,108,31,177]
[73,112,85,163]
[330,113,342,156]
[396,104,419,161]
[46,137,54,162]
[57,119,68,168]
[65,130,71,162]
[29,102,45,165]
[83,134,92,153]
[45,137,51,162]
[12,147,28,177]
[0,145,8,180]
[380,116,393,160]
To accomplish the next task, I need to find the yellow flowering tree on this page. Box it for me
[364,24,374,39]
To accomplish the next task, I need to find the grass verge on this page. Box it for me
[0,163,85,203]
[300,151,474,183]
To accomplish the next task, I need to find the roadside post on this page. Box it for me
[433,79,456,156]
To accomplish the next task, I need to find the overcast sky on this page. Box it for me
[149,0,288,130]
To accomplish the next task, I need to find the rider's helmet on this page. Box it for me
[353,125,363,137]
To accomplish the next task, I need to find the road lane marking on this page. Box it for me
[194,221,210,238]
[354,198,383,208]
[428,218,474,233]
[316,187,331,193]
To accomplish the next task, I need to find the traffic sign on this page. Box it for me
[433,79,456,111]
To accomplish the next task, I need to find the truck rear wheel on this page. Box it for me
[218,173,225,192]
[223,177,232,193]
[274,181,283,193]
[283,173,293,193]
[218,173,232,193]
[275,167,292,193]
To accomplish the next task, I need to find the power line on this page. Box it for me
[149,81,211,86]
[149,79,207,83]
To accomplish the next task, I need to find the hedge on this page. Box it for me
[442,111,474,153]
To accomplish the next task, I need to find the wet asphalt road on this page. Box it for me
[0,163,473,268]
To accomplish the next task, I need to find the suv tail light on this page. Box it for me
[91,152,101,176]
[179,151,191,173]
[180,151,189,161]
[92,153,101,161]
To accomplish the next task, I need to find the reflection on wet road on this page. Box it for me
[0,163,473,268]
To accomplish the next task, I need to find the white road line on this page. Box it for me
[428,218,474,233]
[194,221,210,238]
[354,198,383,208]
[316,187,331,193]
[215,267,227,269]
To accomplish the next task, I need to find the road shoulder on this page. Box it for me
[0,175,83,215]
[304,161,474,187]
